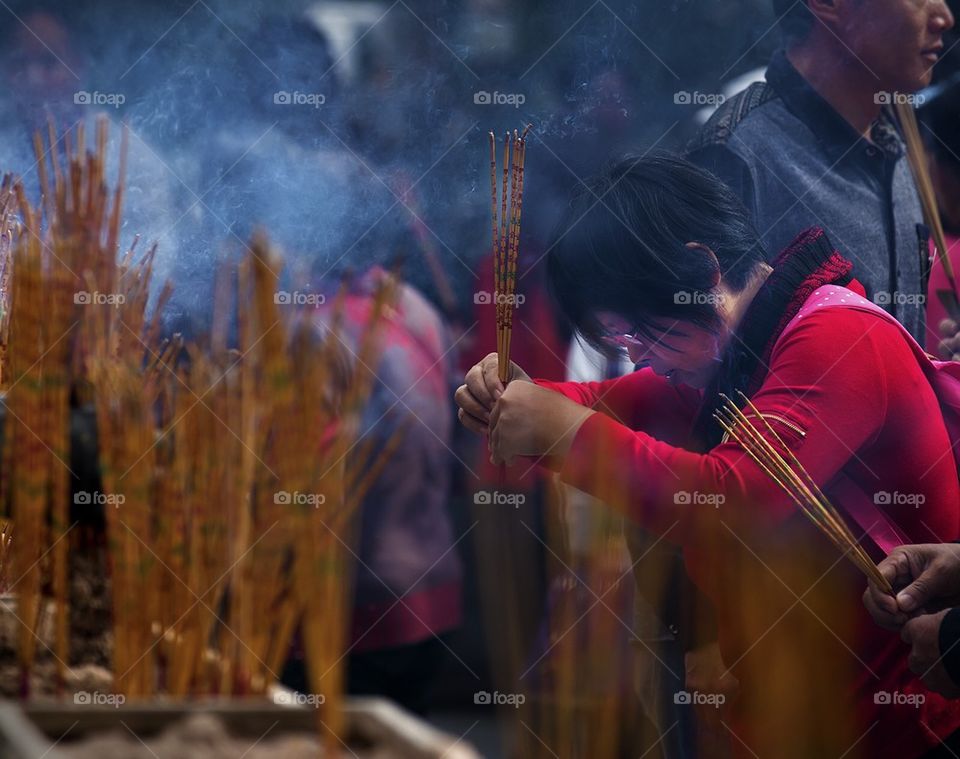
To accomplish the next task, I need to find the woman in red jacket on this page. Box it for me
[455,154,960,758]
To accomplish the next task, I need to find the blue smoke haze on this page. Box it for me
[1,0,782,333]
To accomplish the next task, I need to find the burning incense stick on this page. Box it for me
[488,126,532,384]
[714,393,893,594]
[1,117,412,759]
[894,101,960,320]
[0,173,17,383]
[0,520,12,592]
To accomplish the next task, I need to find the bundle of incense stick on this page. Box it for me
[312,305,406,749]
[3,118,403,738]
[895,101,960,320]
[19,118,142,696]
[1,117,131,693]
[488,126,531,384]
[0,519,12,592]
[229,241,310,699]
[148,346,225,697]
[713,392,893,593]
[88,355,159,698]
[220,238,406,751]
[0,173,17,384]
[3,195,49,695]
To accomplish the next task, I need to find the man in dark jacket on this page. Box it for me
[687,0,955,343]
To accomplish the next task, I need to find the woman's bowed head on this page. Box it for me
[455,153,772,465]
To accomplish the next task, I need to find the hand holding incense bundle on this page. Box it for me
[714,391,893,594]
[488,126,531,384]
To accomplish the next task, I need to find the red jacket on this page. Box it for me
[536,234,960,757]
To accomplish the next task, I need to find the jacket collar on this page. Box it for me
[765,48,904,163]
[693,227,858,446]
[744,226,860,392]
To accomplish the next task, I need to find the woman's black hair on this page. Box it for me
[545,152,766,358]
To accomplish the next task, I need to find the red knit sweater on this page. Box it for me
[536,278,960,757]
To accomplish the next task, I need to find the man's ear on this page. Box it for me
[806,0,843,30]
[684,242,722,289]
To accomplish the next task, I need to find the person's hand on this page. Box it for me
[684,641,738,735]
[901,609,960,698]
[863,569,908,631]
[863,543,960,630]
[487,381,594,466]
[938,318,960,360]
[455,353,531,435]
[685,640,739,699]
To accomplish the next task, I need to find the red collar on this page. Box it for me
[750,228,860,392]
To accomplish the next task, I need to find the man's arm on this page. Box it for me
[863,543,960,699]
[864,543,960,629]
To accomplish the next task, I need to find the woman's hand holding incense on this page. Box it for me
[456,352,595,463]
[488,381,595,466]
[456,352,531,434]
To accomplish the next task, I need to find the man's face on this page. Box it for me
[838,0,954,92]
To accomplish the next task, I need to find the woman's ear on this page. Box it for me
[684,241,722,289]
